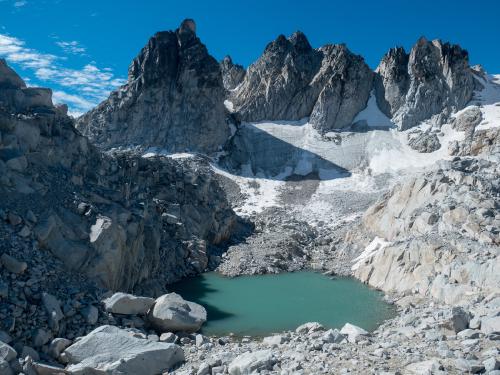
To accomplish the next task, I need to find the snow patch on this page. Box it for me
[351,237,391,271]
[471,74,500,131]
[353,91,395,128]
[369,123,464,174]
[224,100,234,112]
[90,216,112,243]
[141,147,196,159]
[211,164,286,216]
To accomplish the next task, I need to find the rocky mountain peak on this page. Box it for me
[179,18,196,34]
[375,36,477,129]
[177,18,198,47]
[77,19,230,154]
[261,31,313,58]
[230,32,372,133]
[127,31,178,83]
[288,31,312,52]
[220,55,246,90]
[0,58,26,89]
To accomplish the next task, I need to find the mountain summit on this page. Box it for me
[77,21,481,152]
[76,19,230,153]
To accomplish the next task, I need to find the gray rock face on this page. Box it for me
[0,253,27,274]
[481,316,500,335]
[408,131,441,153]
[373,47,409,117]
[375,37,478,130]
[308,44,374,133]
[220,56,246,90]
[0,59,26,89]
[41,293,64,331]
[64,325,184,374]
[0,60,238,293]
[0,341,16,362]
[355,158,500,304]
[0,59,53,114]
[76,19,230,154]
[230,32,373,133]
[340,323,369,343]
[147,293,207,333]
[448,307,471,333]
[448,106,499,156]
[453,106,483,131]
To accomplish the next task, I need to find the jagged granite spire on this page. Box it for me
[230,32,373,133]
[374,37,479,130]
[220,55,245,90]
[77,19,230,154]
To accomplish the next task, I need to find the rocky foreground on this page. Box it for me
[0,18,499,375]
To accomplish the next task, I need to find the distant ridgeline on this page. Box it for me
[75,19,483,155]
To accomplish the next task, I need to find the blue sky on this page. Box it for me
[1,0,499,116]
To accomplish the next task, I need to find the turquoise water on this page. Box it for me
[169,271,395,336]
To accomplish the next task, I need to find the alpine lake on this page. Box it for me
[170,271,396,337]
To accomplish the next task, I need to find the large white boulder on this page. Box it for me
[228,350,275,375]
[147,293,207,333]
[103,292,155,315]
[481,316,500,335]
[340,323,369,343]
[64,325,184,374]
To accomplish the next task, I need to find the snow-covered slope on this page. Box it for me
[470,73,500,130]
[183,73,500,224]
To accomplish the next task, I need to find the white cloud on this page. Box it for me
[0,32,125,114]
[52,90,93,117]
[13,0,27,7]
[0,34,57,68]
[56,40,86,55]
[52,90,94,109]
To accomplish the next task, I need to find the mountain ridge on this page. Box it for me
[76,20,481,154]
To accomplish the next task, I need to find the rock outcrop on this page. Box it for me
[375,37,479,130]
[355,157,500,304]
[220,56,246,90]
[408,130,441,153]
[0,60,238,295]
[448,106,500,156]
[228,350,275,375]
[229,32,373,133]
[76,19,230,154]
[0,59,53,114]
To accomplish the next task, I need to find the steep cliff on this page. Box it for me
[229,32,373,133]
[1,60,238,292]
[76,19,230,154]
[375,37,479,130]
